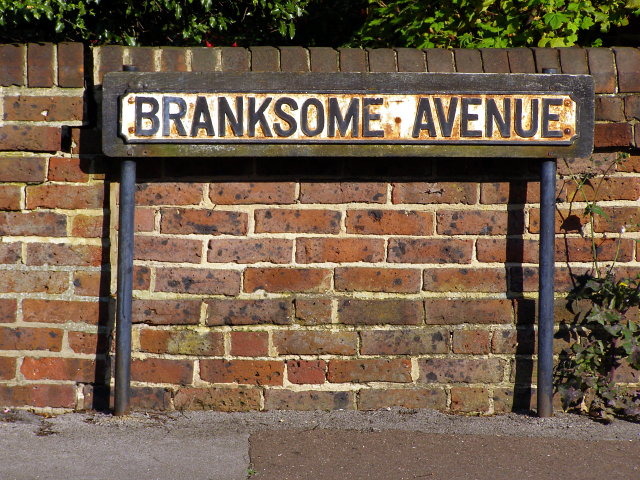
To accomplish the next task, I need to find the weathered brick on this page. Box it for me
[135,183,204,206]
[423,268,507,293]
[613,47,640,92]
[328,358,412,383]
[23,299,104,325]
[450,387,490,413]
[393,182,477,204]
[21,357,99,382]
[295,297,332,325]
[0,125,60,151]
[480,48,509,73]
[533,48,560,72]
[274,330,357,355]
[587,48,615,93]
[139,329,223,356]
[507,48,535,73]
[230,331,269,356]
[480,181,540,204]
[309,47,338,72]
[287,360,326,384]
[255,209,341,234]
[528,208,587,234]
[58,42,84,87]
[210,182,296,204]
[491,328,536,354]
[71,215,104,238]
[300,182,387,203]
[134,266,152,290]
[360,328,449,355]
[419,358,505,383]
[425,49,454,72]
[425,299,513,325]
[174,386,261,411]
[280,46,308,72]
[128,46,156,72]
[0,157,46,182]
[132,299,201,325]
[160,208,247,236]
[0,299,17,323]
[0,185,21,210]
[0,44,25,86]
[0,384,76,408]
[27,184,104,209]
[26,242,103,266]
[160,47,188,71]
[388,238,473,264]
[244,268,331,293]
[510,266,582,293]
[562,176,640,202]
[594,206,640,232]
[190,47,219,72]
[3,96,84,122]
[48,156,91,182]
[594,123,633,147]
[0,357,16,380]
[68,331,110,354]
[558,47,589,74]
[452,330,490,354]
[0,326,62,351]
[206,298,292,326]
[69,127,102,154]
[338,299,424,325]
[250,46,279,72]
[492,386,541,413]
[296,237,385,263]
[95,45,124,84]
[264,390,354,410]
[454,49,482,72]
[28,43,54,87]
[367,48,396,72]
[346,209,433,236]
[131,358,194,384]
[626,96,640,120]
[134,236,202,263]
[358,388,447,410]
[396,48,425,72]
[335,267,422,293]
[200,359,283,385]
[595,96,625,122]
[338,48,366,72]
[437,210,523,235]
[0,270,67,294]
[207,238,292,263]
[0,242,20,264]
[155,268,240,295]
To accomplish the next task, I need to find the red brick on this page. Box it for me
[274,330,357,355]
[160,47,188,71]
[295,297,332,325]
[287,360,326,384]
[452,330,490,354]
[528,208,587,234]
[360,328,449,355]
[328,358,412,383]
[426,49,454,72]
[0,299,17,323]
[0,44,25,86]
[21,357,98,382]
[309,47,338,72]
[27,184,104,209]
[27,43,54,87]
[206,298,292,326]
[423,268,507,293]
[255,209,341,234]
[47,156,90,182]
[3,96,83,122]
[367,48,396,72]
[587,48,615,93]
[563,176,640,202]
[26,242,103,266]
[128,47,157,72]
[200,359,283,385]
[0,242,20,264]
[69,127,101,154]
[115,207,156,233]
[68,331,109,354]
[95,45,124,84]
[0,125,60,151]
[57,42,84,87]
[335,267,421,293]
[0,211,66,237]
[139,329,223,356]
[265,390,354,410]
[210,182,295,204]
[296,238,385,263]
[491,328,536,354]
[220,47,250,72]
[244,268,331,293]
[0,326,62,351]
[338,299,424,325]
[626,97,640,121]
[396,48,426,72]
[135,183,204,206]
[155,268,240,295]
[533,48,560,72]
[250,46,280,72]
[131,358,194,384]
[506,48,535,73]
[454,49,482,72]
[480,181,541,204]
[510,266,582,293]
[73,270,109,297]
[425,299,513,325]
[613,47,640,92]
[437,210,523,235]
[134,236,202,263]
[23,299,104,324]
[418,358,505,383]
[0,271,67,294]
[339,48,367,72]
[450,387,490,413]
[346,209,433,235]
[174,386,261,411]
[595,97,625,122]
[0,185,21,210]
[71,215,103,238]
[160,208,247,236]
[0,157,46,182]
[594,123,633,147]
[392,182,477,204]
[388,238,473,263]
[558,47,589,74]
[0,357,16,380]
[280,46,309,72]
[480,49,509,73]
[359,388,446,410]
[132,299,201,325]
[230,331,269,356]
[0,384,76,408]
[207,238,292,263]
[300,182,386,204]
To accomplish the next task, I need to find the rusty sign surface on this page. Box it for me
[102,72,594,158]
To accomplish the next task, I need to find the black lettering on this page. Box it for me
[434,97,458,137]
[541,98,563,138]
[273,97,298,137]
[514,98,539,138]
[218,97,244,137]
[461,97,482,137]
[248,97,273,137]
[162,96,187,136]
[486,98,511,138]
[300,98,325,137]
[135,97,159,136]
[362,98,384,138]
[411,97,436,138]
[190,96,214,137]
[328,98,359,137]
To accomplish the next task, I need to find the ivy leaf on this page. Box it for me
[543,12,569,29]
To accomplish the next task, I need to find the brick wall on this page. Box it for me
[0,43,638,413]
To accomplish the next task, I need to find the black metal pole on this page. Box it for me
[537,66,557,417]
[114,65,137,416]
